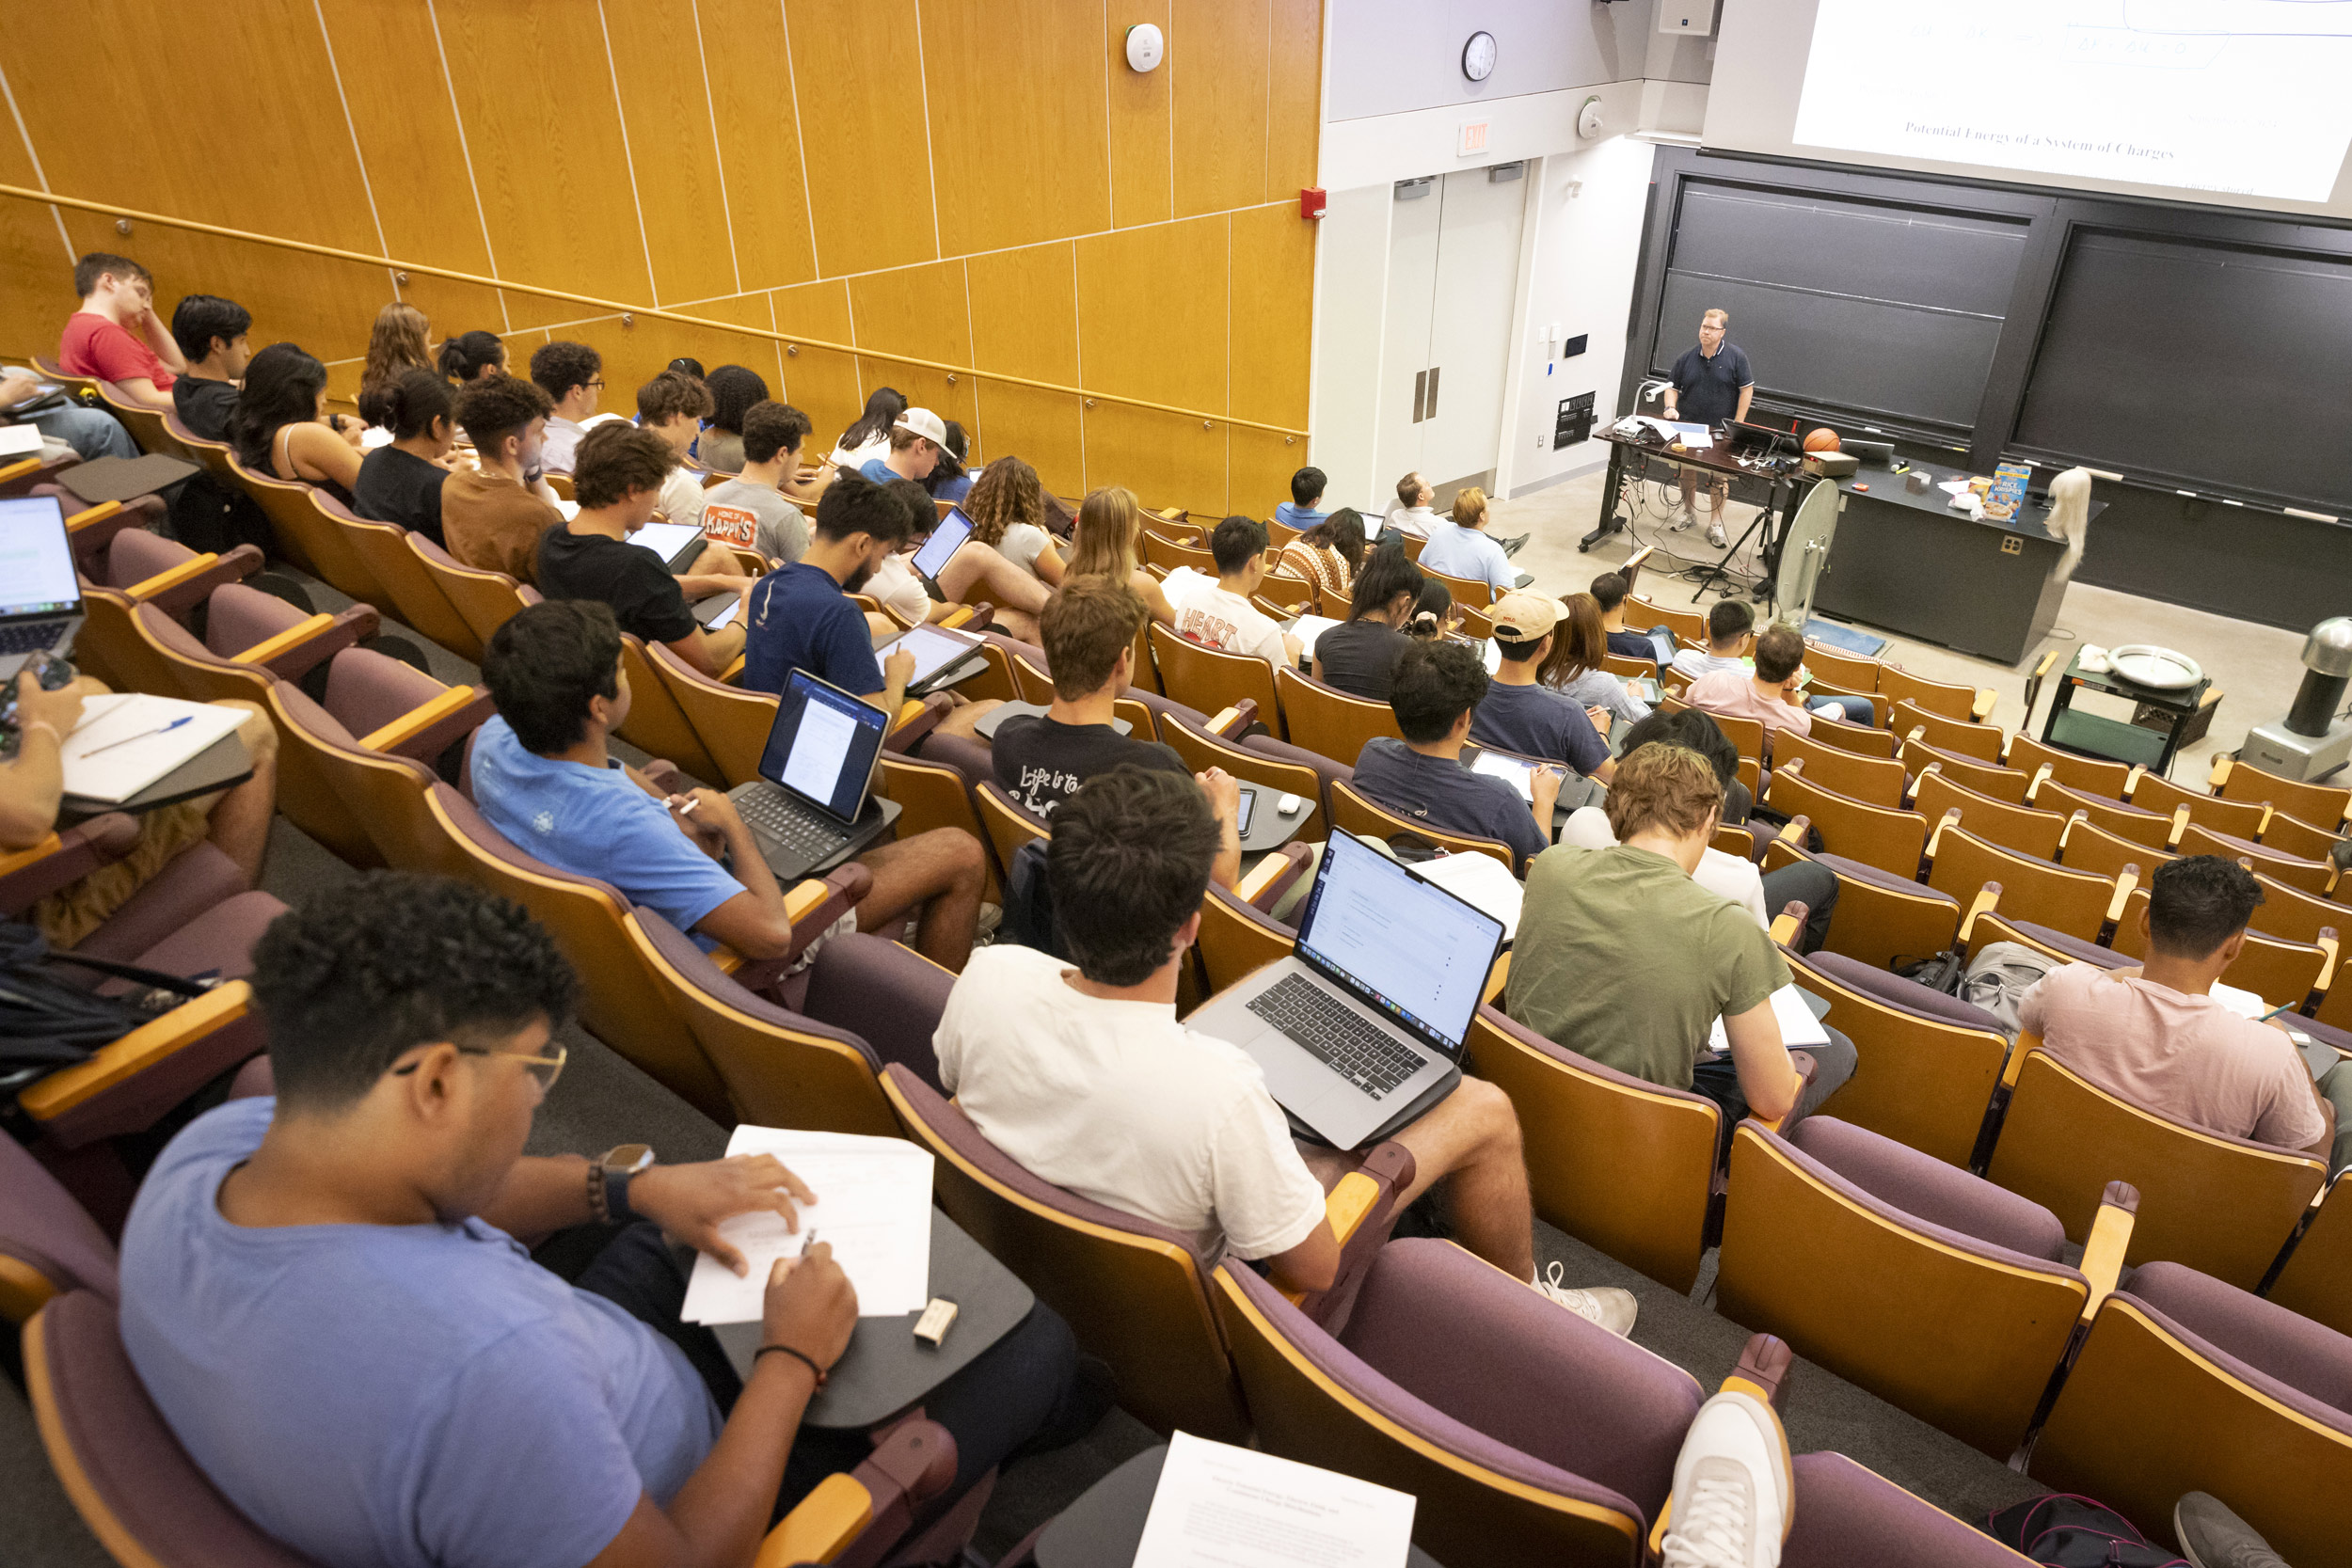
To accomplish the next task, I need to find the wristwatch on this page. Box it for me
[589,1143,655,1223]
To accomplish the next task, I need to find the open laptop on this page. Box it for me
[0,495,83,681]
[907,506,975,594]
[723,670,896,881]
[1185,829,1506,1150]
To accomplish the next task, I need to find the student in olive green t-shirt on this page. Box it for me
[1506,743,1855,1136]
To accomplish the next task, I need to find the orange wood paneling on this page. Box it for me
[1104,0,1173,229]
[566,293,786,411]
[699,0,819,292]
[433,0,656,326]
[920,0,1111,257]
[1169,0,1270,219]
[1077,214,1228,509]
[783,0,939,278]
[848,260,977,438]
[1230,426,1308,520]
[967,241,1086,496]
[602,0,743,307]
[1266,0,1323,198]
[770,278,862,443]
[1084,404,1228,520]
[1229,203,1312,429]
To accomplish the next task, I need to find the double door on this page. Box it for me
[1377,166,1528,493]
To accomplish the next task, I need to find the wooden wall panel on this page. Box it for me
[1229,204,1312,429]
[1077,216,1226,412]
[562,293,786,413]
[313,0,507,337]
[433,0,655,326]
[0,168,71,361]
[1086,404,1228,518]
[783,0,939,278]
[769,279,862,444]
[967,242,1086,496]
[699,0,818,293]
[848,261,977,438]
[1169,0,1270,219]
[1266,0,1323,198]
[920,0,1111,258]
[1230,426,1305,519]
[1104,0,1173,229]
[601,0,742,306]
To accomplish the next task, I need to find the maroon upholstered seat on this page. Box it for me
[1786,1117,2067,1262]
[57,843,253,973]
[1801,951,2005,1033]
[1,1136,119,1310]
[1785,1451,2037,1566]
[2126,1260,2352,1419]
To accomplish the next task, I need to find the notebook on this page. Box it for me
[60,695,249,804]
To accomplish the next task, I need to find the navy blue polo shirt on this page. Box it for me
[1669,342,1754,426]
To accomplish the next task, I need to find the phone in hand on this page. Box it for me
[0,651,76,758]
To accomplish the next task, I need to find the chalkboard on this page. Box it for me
[2012,232,2352,515]
[1653,183,2028,433]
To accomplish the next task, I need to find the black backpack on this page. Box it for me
[1987,1495,2188,1566]
[0,921,215,1079]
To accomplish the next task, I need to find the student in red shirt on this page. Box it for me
[57,252,186,412]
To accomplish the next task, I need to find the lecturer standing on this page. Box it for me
[1661,308,1755,548]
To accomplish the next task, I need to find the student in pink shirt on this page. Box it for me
[1684,623,1818,740]
[57,252,186,411]
[2019,856,2338,1164]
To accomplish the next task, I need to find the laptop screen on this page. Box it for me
[909,507,974,581]
[758,671,890,824]
[1293,830,1504,1052]
[0,496,77,618]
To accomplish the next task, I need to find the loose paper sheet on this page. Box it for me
[681,1127,934,1323]
[1407,851,1525,942]
[1708,983,1833,1053]
[1133,1432,1415,1568]
[60,694,249,804]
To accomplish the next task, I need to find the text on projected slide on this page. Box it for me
[1793,0,2352,201]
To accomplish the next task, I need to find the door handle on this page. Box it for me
[1412,370,1427,424]
[1425,366,1440,420]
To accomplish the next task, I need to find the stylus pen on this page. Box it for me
[799,1227,819,1257]
[669,796,699,817]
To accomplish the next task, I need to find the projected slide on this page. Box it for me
[1794,0,2352,201]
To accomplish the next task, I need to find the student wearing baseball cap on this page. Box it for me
[1473,592,1616,784]
[860,405,948,487]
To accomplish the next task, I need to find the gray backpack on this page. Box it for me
[1961,942,2061,1040]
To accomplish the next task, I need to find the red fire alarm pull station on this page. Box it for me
[1300,187,1327,220]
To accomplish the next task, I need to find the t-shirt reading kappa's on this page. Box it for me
[697,479,808,564]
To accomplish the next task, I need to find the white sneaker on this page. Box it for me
[1660,1391,1793,1568]
[1670,503,1698,532]
[1707,518,1728,548]
[1532,1261,1639,1337]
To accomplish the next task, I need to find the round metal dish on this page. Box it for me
[2106,644,2202,690]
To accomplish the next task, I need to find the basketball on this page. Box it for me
[1804,426,1842,453]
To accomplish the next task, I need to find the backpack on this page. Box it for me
[168,471,274,556]
[1986,1494,2188,1566]
[0,921,215,1076]
[1962,941,2061,1040]
[1002,838,1072,958]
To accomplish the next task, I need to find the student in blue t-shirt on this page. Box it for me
[740,469,1002,747]
[1273,465,1328,531]
[117,874,1097,1568]
[475,598,991,971]
[1473,591,1617,785]
[1350,640,1563,873]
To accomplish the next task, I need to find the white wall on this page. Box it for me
[1495,135,1661,499]
[1326,0,1649,123]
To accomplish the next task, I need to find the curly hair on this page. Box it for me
[529,340,602,404]
[358,303,432,426]
[961,455,1043,547]
[250,872,577,1112]
[1602,742,1724,843]
[572,421,677,510]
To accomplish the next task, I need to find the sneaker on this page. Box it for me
[1533,1261,1639,1337]
[1670,505,1698,532]
[1707,519,1728,549]
[1660,1390,1793,1568]
[976,901,1004,942]
[2174,1492,2288,1568]
[1498,531,1531,557]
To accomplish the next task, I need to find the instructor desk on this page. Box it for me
[1812,457,2101,667]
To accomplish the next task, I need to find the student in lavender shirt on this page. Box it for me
[1350,640,1562,873]
[116,873,1096,1568]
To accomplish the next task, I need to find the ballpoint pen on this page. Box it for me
[799,1227,819,1257]
[83,714,193,756]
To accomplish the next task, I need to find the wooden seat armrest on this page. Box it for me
[1958,883,2002,943]
[228,611,336,670]
[640,759,691,798]
[1769,900,1810,950]
[0,817,140,916]
[2316,929,2339,996]
[121,549,229,604]
[0,455,42,493]
[882,692,952,754]
[1235,842,1311,913]
[1925,805,1963,860]
[728,865,877,995]
[62,499,124,536]
[755,1417,957,1567]
[2106,865,2141,926]
[1904,759,1937,807]
[18,982,252,1123]
[1776,814,1810,845]
[2208,754,2234,793]
[1619,543,1657,594]
[359,685,483,757]
[1723,1331,1796,1410]
[1970,689,1997,722]
[2166,804,2190,849]
[938,603,977,630]
[1285,1141,1419,1312]
[2058,809,2089,851]
[2026,763,2055,803]
[1207,698,1260,738]
[1483,949,1511,1006]
[2077,1181,2141,1323]
[242,604,380,680]
[2003,1030,2042,1090]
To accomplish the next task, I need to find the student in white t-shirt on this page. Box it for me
[931,768,1638,1332]
[1172,515,1300,669]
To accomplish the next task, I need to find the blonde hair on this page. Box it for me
[362,303,432,391]
[1069,487,1143,580]
[1451,486,1487,529]
[963,456,1043,548]
[1703,308,1729,328]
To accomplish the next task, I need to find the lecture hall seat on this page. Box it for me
[1911,768,2067,861]
[2103,885,2335,1009]
[1898,737,2033,803]
[1782,951,2014,1167]
[1147,623,1280,734]
[1274,665,1403,771]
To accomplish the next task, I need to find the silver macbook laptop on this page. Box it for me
[1186,828,1505,1150]
[0,495,82,681]
[723,670,894,882]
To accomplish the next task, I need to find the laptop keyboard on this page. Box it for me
[1248,974,1429,1100]
[0,620,70,656]
[736,789,850,863]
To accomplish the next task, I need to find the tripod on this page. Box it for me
[1688,475,1790,611]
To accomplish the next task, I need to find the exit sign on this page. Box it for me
[1458,120,1489,156]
